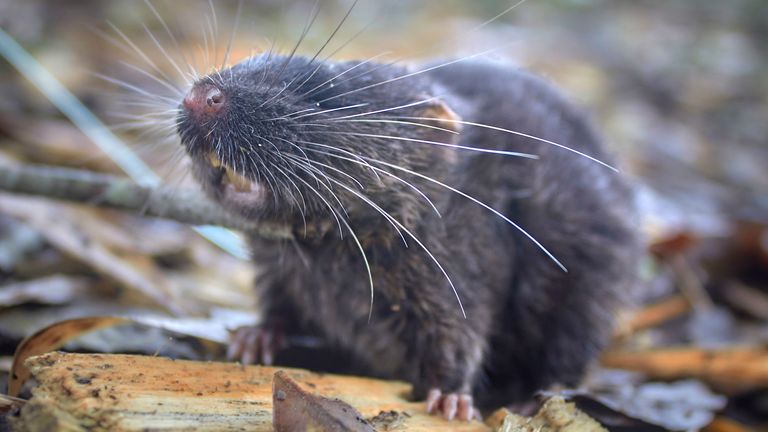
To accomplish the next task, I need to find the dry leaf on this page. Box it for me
[9,316,128,396]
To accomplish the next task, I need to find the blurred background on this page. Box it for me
[0,0,767,429]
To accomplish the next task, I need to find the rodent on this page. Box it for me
[177,53,640,421]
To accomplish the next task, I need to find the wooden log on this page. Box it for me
[10,352,492,431]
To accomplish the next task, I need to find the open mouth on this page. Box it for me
[202,151,269,211]
[207,152,255,193]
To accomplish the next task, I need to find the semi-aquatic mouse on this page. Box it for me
[177,53,640,421]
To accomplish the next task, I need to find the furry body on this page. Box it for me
[178,55,639,413]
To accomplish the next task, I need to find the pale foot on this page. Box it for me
[425,388,482,421]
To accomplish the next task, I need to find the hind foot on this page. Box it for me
[227,323,284,365]
[425,388,481,421]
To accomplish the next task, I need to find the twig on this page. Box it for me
[0,28,249,258]
[0,163,292,241]
[601,346,768,392]
[614,294,691,338]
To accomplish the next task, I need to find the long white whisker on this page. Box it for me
[270,162,309,229]
[202,15,212,72]
[312,131,539,159]
[285,168,375,322]
[269,0,321,90]
[107,21,175,86]
[283,156,344,233]
[257,81,292,109]
[361,155,567,272]
[308,0,359,65]
[272,136,313,166]
[300,144,442,217]
[118,61,184,97]
[108,107,179,120]
[470,0,530,34]
[317,45,511,104]
[292,156,352,221]
[280,107,316,118]
[144,0,198,80]
[294,139,381,182]
[141,23,190,86]
[207,0,220,69]
[108,118,178,132]
[271,0,362,106]
[244,151,280,209]
[383,116,619,172]
[253,136,309,217]
[311,57,403,97]
[297,51,391,100]
[321,96,439,121]
[320,118,459,135]
[221,0,243,69]
[95,73,179,104]
[319,170,466,318]
[260,154,308,228]
[285,152,364,190]
[289,102,369,120]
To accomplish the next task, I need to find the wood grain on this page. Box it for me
[12,352,492,431]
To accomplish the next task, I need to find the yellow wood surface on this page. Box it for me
[13,352,492,431]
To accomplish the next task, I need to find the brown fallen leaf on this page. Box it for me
[273,370,376,432]
[8,316,128,397]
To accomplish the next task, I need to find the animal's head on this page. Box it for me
[177,54,462,234]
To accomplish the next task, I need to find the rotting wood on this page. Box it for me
[9,352,492,431]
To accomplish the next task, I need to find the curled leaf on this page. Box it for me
[9,316,128,397]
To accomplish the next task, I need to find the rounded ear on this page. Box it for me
[419,99,463,134]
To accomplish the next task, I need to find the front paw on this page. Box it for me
[227,324,284,365]
[425,388,481,421]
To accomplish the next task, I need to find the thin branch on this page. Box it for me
[0,163,293,241]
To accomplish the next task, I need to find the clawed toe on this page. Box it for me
[425,388,481,421]
[226,325,282,365]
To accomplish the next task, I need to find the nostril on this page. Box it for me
[206,88,224,107]
[183,84,225,118]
